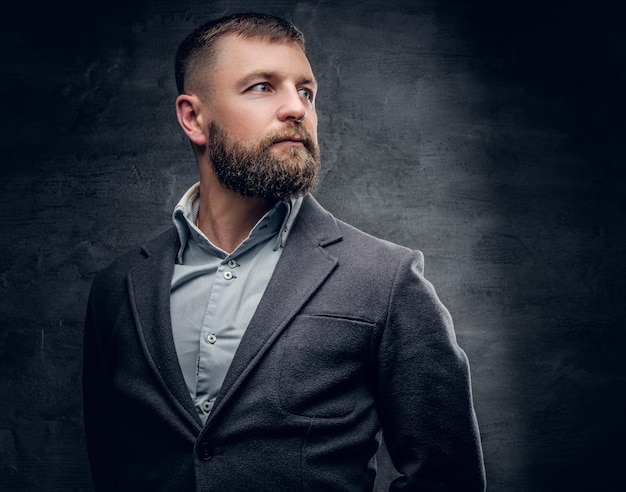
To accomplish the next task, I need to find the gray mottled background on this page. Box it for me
[1,0,624,490]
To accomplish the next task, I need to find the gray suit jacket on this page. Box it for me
[83,194,485,491]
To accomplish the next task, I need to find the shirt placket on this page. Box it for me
[195,257,240,419]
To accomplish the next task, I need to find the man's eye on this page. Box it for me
[298,88,313,100]
[250,83,270,92]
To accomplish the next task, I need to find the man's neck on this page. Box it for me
[196,180,276,254]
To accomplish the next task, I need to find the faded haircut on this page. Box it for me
[175,12,306,95]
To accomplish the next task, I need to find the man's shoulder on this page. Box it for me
[337,218,412,254]
[335,217,425,273]
[301,195,423,269]
[93,226,178,286]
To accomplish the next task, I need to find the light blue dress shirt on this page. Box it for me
[170,183,302,423]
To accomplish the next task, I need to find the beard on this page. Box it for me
[207,121,321,202]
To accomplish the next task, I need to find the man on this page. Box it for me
[83,12,486,492]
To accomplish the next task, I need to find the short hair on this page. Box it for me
[175,12,306,95]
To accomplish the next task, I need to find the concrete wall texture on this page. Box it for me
[1,0,624,490]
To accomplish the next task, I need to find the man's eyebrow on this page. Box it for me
[238,70,273,85]
[237,70,318,88]
[300,76,318,88]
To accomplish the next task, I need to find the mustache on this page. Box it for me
[261,125,317,154]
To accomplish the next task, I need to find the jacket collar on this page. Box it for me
[127,227,201,428]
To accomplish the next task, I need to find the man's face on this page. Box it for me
[199,35,320,201]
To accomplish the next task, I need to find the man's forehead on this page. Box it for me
[213,34,313,74]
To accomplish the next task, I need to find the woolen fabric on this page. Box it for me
[82,194,486,491]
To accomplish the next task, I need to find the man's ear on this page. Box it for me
[175,94,207,146]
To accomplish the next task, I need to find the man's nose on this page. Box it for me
[276,87,308,123]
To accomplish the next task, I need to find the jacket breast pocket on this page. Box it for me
[277,314,375,418]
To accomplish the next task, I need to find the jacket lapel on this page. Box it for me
[127,228,203,430]
[205,195,343,426]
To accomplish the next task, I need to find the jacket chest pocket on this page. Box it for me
[277,314,375,418]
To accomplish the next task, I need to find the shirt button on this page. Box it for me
[223,271,233,280]
[227,259,238,268]
[201,400,212,412]
[207,334,217,344]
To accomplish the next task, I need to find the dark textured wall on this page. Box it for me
[1,0,624,490]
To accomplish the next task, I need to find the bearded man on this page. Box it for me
[82,12,486,492]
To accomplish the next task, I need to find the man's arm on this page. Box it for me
[376,251,486,491]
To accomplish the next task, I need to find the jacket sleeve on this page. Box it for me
[82,275,121,491]
[376,250,486,491]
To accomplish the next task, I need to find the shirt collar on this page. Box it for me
[172,182,303,264]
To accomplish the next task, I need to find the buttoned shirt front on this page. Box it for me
[170,183,302,423]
